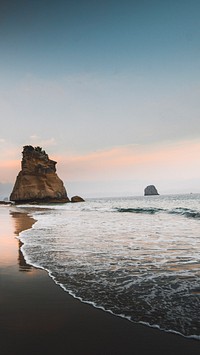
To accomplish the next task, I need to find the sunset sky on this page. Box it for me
[0,0,200,198]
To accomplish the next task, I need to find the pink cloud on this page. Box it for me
[1,139,200,184]
[55,139,200,181]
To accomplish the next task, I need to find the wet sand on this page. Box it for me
[0,206,199,355]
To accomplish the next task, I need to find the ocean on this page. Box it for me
[16,194,200,339]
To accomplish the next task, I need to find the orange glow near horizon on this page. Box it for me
[1,139,200,184]
[0,160,20,183]
[55,139,200,181]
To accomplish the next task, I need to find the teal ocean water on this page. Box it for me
[17,194,200,338]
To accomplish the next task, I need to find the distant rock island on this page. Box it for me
[10,145,70,204]
[144,185,159,196]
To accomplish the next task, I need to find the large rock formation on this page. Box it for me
[10,146,70,203]
[144,185,159,196]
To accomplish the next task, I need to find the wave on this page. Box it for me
[16,195,200,339]
[114,206,200,219]
[17,201,200,220]
[169,208,200,219]
[115,207,163,214]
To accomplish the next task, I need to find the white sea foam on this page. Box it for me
[16,194,200,338]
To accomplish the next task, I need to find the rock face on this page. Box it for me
[71,195,85,203]
[144,185,159,196]
[10,146,70,203]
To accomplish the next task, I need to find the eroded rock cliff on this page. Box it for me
[10,146,70,203]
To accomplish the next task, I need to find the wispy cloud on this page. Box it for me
[1,139,200,192]
[55,139,200,182]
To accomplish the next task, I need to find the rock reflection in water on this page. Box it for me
[18,239,32,272]
[10,210,36,272]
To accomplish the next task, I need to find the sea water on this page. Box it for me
[16,194,200,338]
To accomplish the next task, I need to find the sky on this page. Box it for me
[0,0,200,198]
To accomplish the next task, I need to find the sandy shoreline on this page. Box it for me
[0,206,199,355]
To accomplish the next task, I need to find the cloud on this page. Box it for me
[54,139,200,183]
[1,138,200,196]
[1,72,200,156]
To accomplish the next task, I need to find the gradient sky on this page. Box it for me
[0,0,200,198]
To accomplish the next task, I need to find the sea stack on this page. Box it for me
[10,145,70,203]
[144,185,159,196]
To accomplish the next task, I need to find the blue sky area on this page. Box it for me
[0,0,200,197]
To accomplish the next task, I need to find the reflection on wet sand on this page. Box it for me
[18,240,32,272]
[10,211,36,272]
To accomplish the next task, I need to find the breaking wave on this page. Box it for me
[168,207,200,219]
[115,207,164,214]
[16,194,200,339]
[114,206,200,219]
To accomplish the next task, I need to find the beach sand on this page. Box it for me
[0,206,199,355]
